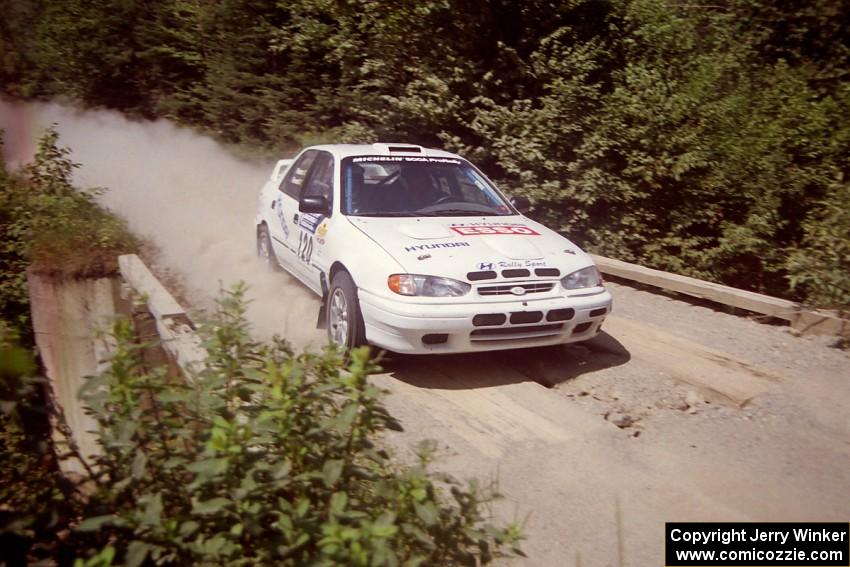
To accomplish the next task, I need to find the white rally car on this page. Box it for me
[255,143,612,354]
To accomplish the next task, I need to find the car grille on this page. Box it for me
[468,307,583,344]
[502,269,530,278]
[466,269,561,282]
[470,323,565,342]
[534,268,560,277]
[477,282,555,296]
[467,270,497,281]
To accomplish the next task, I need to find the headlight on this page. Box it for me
[561,266,602,289]
[388,274,471,297]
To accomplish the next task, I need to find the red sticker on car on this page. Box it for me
[450,225,540,236]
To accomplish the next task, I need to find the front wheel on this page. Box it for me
[256,224,280,272]
[326,271,366,350]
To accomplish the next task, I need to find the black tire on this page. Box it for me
[326,271,367,350]
[256,224,281,272]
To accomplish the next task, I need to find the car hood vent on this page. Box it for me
[396,222,454,240]
[372,143,424,154]
[480,235,543,260]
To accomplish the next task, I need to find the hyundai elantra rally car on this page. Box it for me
[255,143,612,353]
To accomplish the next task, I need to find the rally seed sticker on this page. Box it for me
[450,225,540,236]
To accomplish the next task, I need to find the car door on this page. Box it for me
[292,151,335,291]
[268,149,319,272]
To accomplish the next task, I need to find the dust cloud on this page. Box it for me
[0,99,325,348]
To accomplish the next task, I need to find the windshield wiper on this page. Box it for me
[416,208,495,216]
[352,211,416,217]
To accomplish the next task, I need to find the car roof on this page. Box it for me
[305,143,463,161]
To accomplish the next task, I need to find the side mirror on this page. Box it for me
[299,195,329,214]
[511,195,531,214]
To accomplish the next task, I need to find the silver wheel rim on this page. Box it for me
[329,288,349,347]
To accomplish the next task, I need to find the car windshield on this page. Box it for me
[341,156,514,217]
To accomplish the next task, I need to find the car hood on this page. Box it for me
[348,215,595,280]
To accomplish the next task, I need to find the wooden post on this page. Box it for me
[590,254,849,337]
[27,272,120,475]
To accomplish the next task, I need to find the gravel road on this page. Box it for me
[4,100,848,567]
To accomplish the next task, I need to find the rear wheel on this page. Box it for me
[326,271,366,350]
[256,224,280,272]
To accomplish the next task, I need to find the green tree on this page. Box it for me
[2,0,848,308]
[786,180,850,310]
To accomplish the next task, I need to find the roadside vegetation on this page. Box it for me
[0,128,138,337]
[2,0,848,309]
[0,321,76,565]
[0,136,521,564]
[1,288,523,566]
[0,129,135,563]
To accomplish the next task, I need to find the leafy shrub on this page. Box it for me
[71,285,522,566]
[466,1,850,306]
[10,127,139,278]
[0,322,76,565]
[786,181,850,311]
[0,128,140,565]
[0,145,33,335]
[0,127,138,337]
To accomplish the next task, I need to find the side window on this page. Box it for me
[457,174,488,205]
[457,167,502,207]
[279,150,318,199]
[302,152,334,207]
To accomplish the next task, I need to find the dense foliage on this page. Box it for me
[0,134,519,564]
[1,0,848,308]
[1,287,522,566]
[0,322,76,566]
[0,130,135,564]
[0,128,138,337]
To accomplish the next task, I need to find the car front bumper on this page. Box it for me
[357,287,613,354]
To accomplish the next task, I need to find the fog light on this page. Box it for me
[572,322,593,334]
[422,333,448,345]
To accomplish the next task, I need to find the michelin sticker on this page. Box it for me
[352,156,462,165]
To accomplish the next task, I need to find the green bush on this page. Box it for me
[0,127,138,337]
[465,1,850,305]
[0,322,76,565]
[69,285,522,566]
[786,180,850,311]
[0,127,142,565]
[10,127,139,278]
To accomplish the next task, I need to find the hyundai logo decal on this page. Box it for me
[510,286,527,296]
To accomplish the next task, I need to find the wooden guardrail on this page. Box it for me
[118,254,206,377]
[591,254,849,337]
[118,251,846,341]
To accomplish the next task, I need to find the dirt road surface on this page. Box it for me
[4,101,849,566]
